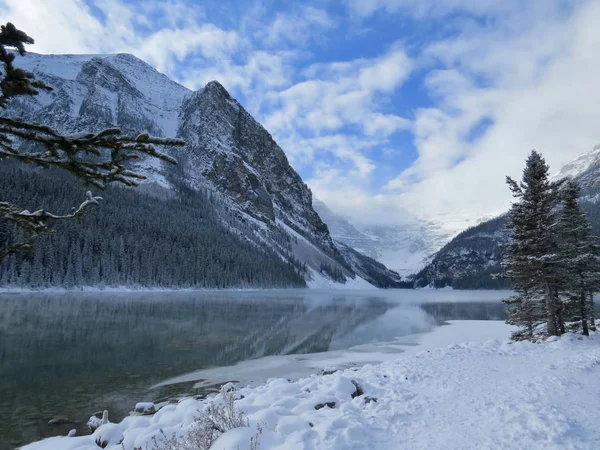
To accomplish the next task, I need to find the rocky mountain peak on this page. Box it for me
[177,78,336,254]
[552,143,600,181]
[203,80,231,97]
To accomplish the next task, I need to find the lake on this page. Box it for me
[0,289,508,448]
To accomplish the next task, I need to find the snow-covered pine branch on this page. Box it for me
[0,192,103,260]
[0,117,184,187]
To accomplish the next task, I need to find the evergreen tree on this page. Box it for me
[502,151,564,339]
[556,180,600,335]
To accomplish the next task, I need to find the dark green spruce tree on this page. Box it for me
[502,151,564,339]
[556,180,600,336]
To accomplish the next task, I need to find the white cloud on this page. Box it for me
[261,46,412,194]
[0,0,111,53]
[258,6,335,47]
[0,0,241,78]
[365,113,411,137]
[135,26,241,73]
[265,47,412,138]
[379,0,600,230]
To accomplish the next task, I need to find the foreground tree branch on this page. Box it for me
[0,23,185,262]
[0,119,183,187]
[0,192,103,258]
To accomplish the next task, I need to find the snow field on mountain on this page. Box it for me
[21,320,600,450]
[306,267,376,289]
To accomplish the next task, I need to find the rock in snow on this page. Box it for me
[93,423,124,448]
[19,322,600,450]
[86,410,108,433]
[47,417,73,426]
[134,402,156,415]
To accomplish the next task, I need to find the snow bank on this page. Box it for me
[20,324,600,450]
[306,267,376,289]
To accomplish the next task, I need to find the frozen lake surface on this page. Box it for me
[0,289,509,448]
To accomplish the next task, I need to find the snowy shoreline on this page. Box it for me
[0,282,379,293]
[20,320,600,450]
[152,320,513,390]
[0,286,282,294]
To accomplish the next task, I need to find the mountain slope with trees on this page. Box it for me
[0,163,307,288]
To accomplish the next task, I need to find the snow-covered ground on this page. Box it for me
[20,320,600,450]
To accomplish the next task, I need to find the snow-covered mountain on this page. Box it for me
[412,215,510,289]
[313,200,451,278]
[552,144,600,182]
[414,144,600,289]
[4,52,401,288]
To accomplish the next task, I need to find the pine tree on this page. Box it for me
[556,180,600,336]
[0,23,185,263]
[502,151,564,339]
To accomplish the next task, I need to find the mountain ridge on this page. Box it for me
[1,51,401,288]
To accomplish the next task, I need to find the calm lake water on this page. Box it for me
[0,289,508,448]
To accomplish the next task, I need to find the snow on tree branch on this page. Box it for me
[0,117,184,187]
[0,192,103,259]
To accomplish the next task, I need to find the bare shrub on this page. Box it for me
[151,385,259,450]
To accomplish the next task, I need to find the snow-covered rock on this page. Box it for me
[134,402,156,415]
[93,423,124,448]
[86,410,108,432]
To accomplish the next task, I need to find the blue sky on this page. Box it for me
[3,0,600,232]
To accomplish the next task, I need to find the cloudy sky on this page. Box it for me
[3,0,600,233]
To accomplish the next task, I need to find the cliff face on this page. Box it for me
[177,81,335,253]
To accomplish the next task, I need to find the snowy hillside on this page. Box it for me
[313,200,451,278]
[2,52,405,288]
[413,215,510,289]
